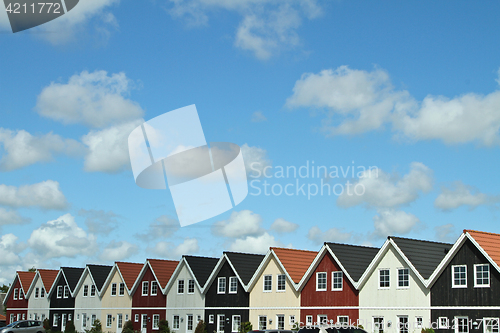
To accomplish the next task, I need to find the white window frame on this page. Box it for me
[316,272,327,291]
[290,315,296,326]
[187,314,194,332]
[259,316,267,330]
[209,315,214,324]
[306,316,313,326]
[151,281,158,296]
[41,287,45,297]
[232,315,241,332]
[317,315,328,326]
[416,317,423,329]
[483,318,499,333]
[91,314,96,326]
[379,269,390,289]
[277,274,286,292]
[135,314,139,322]
[117,314,123,330]
[90,285,96,297]
[337,316,349,326]
[398,316,409,333]
[63,285,70,298]
[173,315,180,330]
[218,277,226,294]
[229,277,238,294]
[142,281,149,296]
[217,314,225,333]
[452,265,467,288]
[35,287,39,299]
[276,315,285,330]
[82,313,87,329]
[332,271,343,291]
[53,314,59,327]
[177,279,185,294]
[188,279,195,294]
[263,275,272,292]
[57,286,62,299]
[19,290,23,300]
[454,316,469,333]
[397,268,410,289]
[373,317,384,333]
[438,317,449,329]
[474,264,490,288]
[152,314,160,330]
[119,283,125,296]
[83,285,89,297]
[106,314,112,328]
[111,283,117,296]
[13,288,18,300]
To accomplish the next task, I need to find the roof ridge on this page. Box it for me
[326,242,379,249]
[465,229,500,237]
[223,251,264,256]
[271,247,318,253]
[183,255,218,259]
[147,258,179,262]
[389,236,453,245]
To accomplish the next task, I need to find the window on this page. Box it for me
[398,268,409,288]
[379,269,390,288]
[16,314,20,321]
[398,316,408,333]
[10,314,14,324]
[483,318,499,333]
[188,280,195,294]
[13,288,18,300]
[135,314,139,322]
[453,265,467,288]
[111,283,117,296]
[21,313,25,320]
[229,277,238,294]
[318,315,328,325]
[438,317,449,329]
[338,316,349,326]
[455,317,469,333]
[41,288,45,297]
[187,315,194,331]
[263,275,272,292]
[173,315,180,329]
[29,313,32,319]
[332,271,343,291]
[475,264,490,287]
[83,285,89,297]
[374,317,384,333]
[106,314,112,328]
[259,316,267,330]
[290,315,296,326]
[178,280,185,294]
[53,314,59,327]
[316,272,327,291]
[217,315,225,333]
[416,317,423,329]
[90,285,96,297]
[142,315,148,330]
[125,315,129,322]
[276,315,284,330]
[42,314,46,321]
[69,314,72,322]
[92,314,96,326]
[153,315,160,330]
[119,283,125,296]
[83,313,87,329]
[151,281,158,295]
[19,290,23,300]
[209,315,214,324]
[117,314,122,329]
[306,316,313,326]
[57,286,63,298]
[64,286,70,298]
[277,274,286,291]
[142,281,149,296]
[35,287,39,298]
[218,277,226,294]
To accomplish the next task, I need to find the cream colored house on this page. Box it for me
[247,248,317,331]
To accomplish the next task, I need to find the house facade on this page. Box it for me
[248,248,317,331]
[26,269,58,322]
[3,271,36,324]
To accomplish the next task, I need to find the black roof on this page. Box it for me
[325,243,379,281]
[61,267,84,292]
[224,252,265,285]
[184,256,219,288]
[87,264,113,292]
[390,236,452,279]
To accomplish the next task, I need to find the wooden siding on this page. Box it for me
[49,275,76,331]
[5,277,28,324]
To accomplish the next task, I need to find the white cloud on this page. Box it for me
[0,234,24,266]
[100,241,138,262]
[0,128,85,171]
[251,111,267,122]
[168,0,321,60]
[0,180,68,210]
[151,238,199,258]
[0,208,30,226]
[82,119,143,173]
[212,210,264,238]
[372,209,420,239]
[337,162,433,209]
[270,218,299,233]
[435,224,458,243]
[27,213,96,259]
[78,209,119,235]
[241,143,272,178]
[36,70,143,128]
[137,215,180,241]
[229,232,285,254]
[307,226,351,245]
[434,181,500,210]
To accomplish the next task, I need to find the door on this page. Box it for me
[141,314,148,333]
[217,315,225,333]
[186,315,193,333]
[117,314,123,332]
[61,314,67,332]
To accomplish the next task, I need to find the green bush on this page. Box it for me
[194,320,207,333]
[239,322,252,333]
[159,320,170,333]
[422,328,435,333]
[64,320,76,333]
[291,322,300,332]
[122,320,135,333]
[43,319,51,331]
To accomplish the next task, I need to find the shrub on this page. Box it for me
[194,320,207,333]
[239,322,252,333]
[422,328,435,333]
[122,320,135,333]
[43,319,51,331]
[159,320,170,333]
[291,322,300,332]
[64,320,76,333]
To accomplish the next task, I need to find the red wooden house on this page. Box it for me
[3,271,36,324]
[130,259,179,333]
[298,243,378,327]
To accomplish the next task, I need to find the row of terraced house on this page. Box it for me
[3,230,500,333]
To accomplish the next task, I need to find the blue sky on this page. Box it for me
[0,0,500,284]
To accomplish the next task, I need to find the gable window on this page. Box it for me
[173,315,180,329]
[19,290,23,300]
[332,271,343,291]
[316,272,327,291]
[373,317,384,333]
[151,281,158,295]
[379,269,390,288]
[13,288,18,300]
[259,316,267,330]
[263,275,272,292]
[188,280,195,294]
[90,285,96,297]
[57,286,63,298]
[35,287,39,298]
[276,315,285,330]
[153,314,160,330]
[229,277,238,294]
[111,283,117,296]
[455,317,469,333]
[218,277,226,294]
[83,285,89,297]
[64,285,70,298]
[398,268,410,288]
[119,283,125,296]
[177,280,184,294]
[452,265,467,288]
[41,288,45,297]
[475,264,490,287]
[277,274,286,291]
[232,315,241,332]
[142,281,149,296]
[438,317,449,329]
[483,318,499,333]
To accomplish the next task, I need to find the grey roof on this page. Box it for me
[390,236,452,279]
[224,252,265,285]
[326,243,379,281]
[61,267,84,292]
[87,264,113,292]
[184,256,219,288]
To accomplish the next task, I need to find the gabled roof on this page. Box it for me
[101,261,143,296]
[466,230,500,266]
[164,256,219,295]
[74,264,113,296]
[3,271,36,305]
[62,267,85,293]
[131,259,179,295]
[25,269,58,299]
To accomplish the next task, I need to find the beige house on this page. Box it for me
[247,248,317,331]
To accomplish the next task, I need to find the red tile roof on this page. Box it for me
[116,262,143,290]
[17,271,36,292]
[38,269,59,291]
[0,314,6,321]
[271,247,318,284]
[465,230,500,267]
[148,259,179,289]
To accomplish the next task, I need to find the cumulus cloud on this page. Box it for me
[0,180,68,210]
[168,0,321,60]
[287,66,500,146]
[251,111,267,122]
[307,226,352,245]
[270,218,299,233]
[0,208,30,226]
[78,209,119,235]
[212,210,264,238]
[241,143,272,178]
[151,238,199,258]
[435,224,458,243]
[337,162,433,209]
[0,128,85,171]
[100,241,138,262]
[0,234,25,266]
[136,215,180,241]
[229,232,285,254]
[36,70,143,128]
[27,213,96,259]
[434,181,500,211]
[372,209,420,239]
